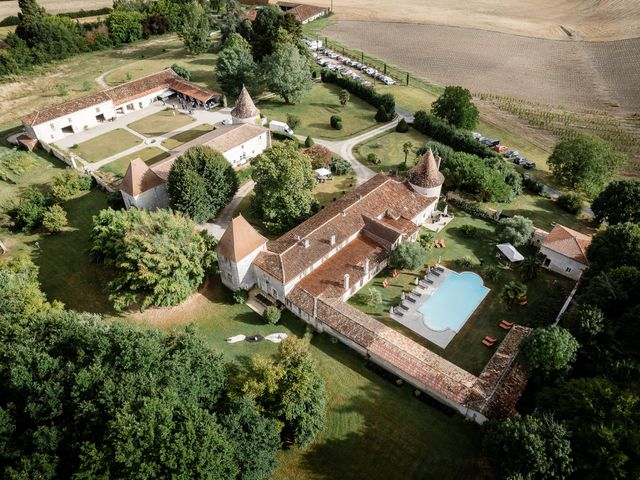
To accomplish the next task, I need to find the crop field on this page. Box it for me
[322,21,640,113]
[0,0,112,19]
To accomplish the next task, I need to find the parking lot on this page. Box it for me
[303,38,397,87]
[472,132,536,169]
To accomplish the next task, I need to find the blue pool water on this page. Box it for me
[419,271,489,332]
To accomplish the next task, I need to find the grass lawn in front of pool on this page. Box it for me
[161,123,215,150]
[101,147,170,178]
[353,128,430,172]
[70,128,142,163]
[258,82,378,140]
[127,109,195,138]
[349,210,574,375]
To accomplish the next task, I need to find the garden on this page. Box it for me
[161,123,215,149]
[100,146,170,178]
[68,128,142,163]
[127,109,195,138]
[353,128,429,172]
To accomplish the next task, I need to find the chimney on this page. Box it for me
[436,155,442,169]
[330,234,336,246]
[295,235,301,242]
[364,257,370,274]
[303,239,310,249]
[343,273,350,290]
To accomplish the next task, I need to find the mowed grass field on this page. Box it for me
[127,109,195,138]
[101,147,169,178]
[354,128,429,172]
[162,123,215,150]
[70,128,141,163]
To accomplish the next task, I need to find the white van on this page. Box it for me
[269,120,294,135]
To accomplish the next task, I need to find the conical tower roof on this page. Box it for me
[407,148,444,189]
[121,158,164,196]
[216,214,267,262]
[231,85,259,119]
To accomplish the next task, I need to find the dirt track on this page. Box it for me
[322,21,640,112]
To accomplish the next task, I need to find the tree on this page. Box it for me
[520,254,541,283]
[330,114,342,129]
[483,414,574,480]
[441,151,514,202]
[262,42,312,104]
[90,208,215,311]
[564,304,605,339]
[0,255,58,317]
[586,222,640,274]
[396,118,408,132]
[338,88,350,106]
[286,113,301,130]
[216,44,259,97]
[304,144,332,169]
[375,104,388,122]
[580,266,640,319]
[591,179,640,225]
[402,141,413,167]
[556,192,582,214]
[499,281,527,308]
[251,142,317,233]
[520,326,579,377]
[263,306,281,325]
[178,1,210,55]
[18,0,47,19]
[548,134,625,197]
[537,377,639,479]
[171,63,191,80]
[389,241,428,270]
[107,10,145,44]
[304,135,314,148]
[50,169,92,202]
[42,204,67,233]
[331,157,352,175]
[431,85,479,129]
[11,188,49,232]
[167,145,238,223]
[497,215,534,246]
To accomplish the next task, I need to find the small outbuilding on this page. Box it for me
[496,243,525,263]
[314,167,332,181]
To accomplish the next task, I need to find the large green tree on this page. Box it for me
[520,326,579,377]
[251,141,316,233]
[585,221,640,275]
[168,145,239,223]
[90,208,216,311]
[216,44,259,97]
[262,42,313,104]
[591,179,640,225]
[178,0,210,55]
[548,134,625,197]
[389,241,429,270]
[0,255,59,317]
[483,414,574,480]
[431,85,479,130]
[497,215,534,246]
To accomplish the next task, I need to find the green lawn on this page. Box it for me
[127,109,195,138]
[353,128,430,172]
[313,174,356,207]
[258,82,379,140]
[161,123,215,150]
[70,128,142,163]
[350,211,574,375]
[101,147,170,178]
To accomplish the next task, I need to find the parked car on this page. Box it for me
[522,161,536,169]
[269,120,294,135]
[472,132,482,139]
[383,77,396,85]
[494,145,508,153]
[504,150,519,158]
[514,156,527,165]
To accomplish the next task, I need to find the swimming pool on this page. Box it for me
[419,271,489,332]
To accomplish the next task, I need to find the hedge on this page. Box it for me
[413,110,500,159]
[446,196,497,222]
[321,69,395,120]
[0,7,112,27]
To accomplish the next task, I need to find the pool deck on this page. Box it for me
[390,266,469,349]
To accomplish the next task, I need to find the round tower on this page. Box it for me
[407,148,445,198]
[230,85,260,125]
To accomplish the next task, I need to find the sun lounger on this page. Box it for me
[482,339,495,347]
[500,321,513,330]
[501,320,514,327]
[485,336,496,343]
[435,266,445,272]
[440,239,446,248]
[400,304,409,311]
[434,240,440,248]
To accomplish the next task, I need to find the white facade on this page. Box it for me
[222,131,270,166]
[539,247,587,281]
[122,184,169,210]
[219,244,267,291]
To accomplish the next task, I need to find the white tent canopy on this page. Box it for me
[496,243,525,262]
[314,167,331,178]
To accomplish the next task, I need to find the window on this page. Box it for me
[50,123,55,130]
[543,258,551,267]
[565,267,572,273]
[96,107,100,113]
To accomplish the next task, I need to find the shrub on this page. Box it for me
[499,281,528,308]
[263,305,281,325]
[330,157,353,175]
[523,175,545,195]
[447,197,495,221]
[367,153,380,164]
[396,118,409,132]
[365,287,382,306]
[483,264,502,283]
[460,224,477,237]
[12,189,49,232]
[456,255,476,270]
[304,145,332,169]
[334,120,343,130]
[389,242,428,270]
[42,204,68,233]
[286,113,301,130]
[375,105,388,122]
[304,136,314,148]
[171,63,191,80]
[418,231,434,250]
[330,114,342,129]
[521,326,579,377]
[51,170,92,202]
[107,10,145,44]
[233,290,248,304]
[497,215,534,246]
[556,192,582,214]
[58,84,69,96]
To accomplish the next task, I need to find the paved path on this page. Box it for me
[200,181,255,239]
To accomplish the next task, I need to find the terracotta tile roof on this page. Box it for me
[17,135,38,151]
[362,215,403,248]
[231,85,259,119]
[217,215,268,262]
[151,123,268,181]
[253,174,436,283]
[287,3,328,23]
[542,224,592,265]
[407,149,444,189]
[242,9,258,21]
[21,69,221,127]
[120,158,165,197]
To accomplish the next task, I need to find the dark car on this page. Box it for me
[522,161,536,170]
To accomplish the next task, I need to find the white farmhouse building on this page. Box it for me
[21,69,222,144]
[539,224,592,280]
[120,123,271,209]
